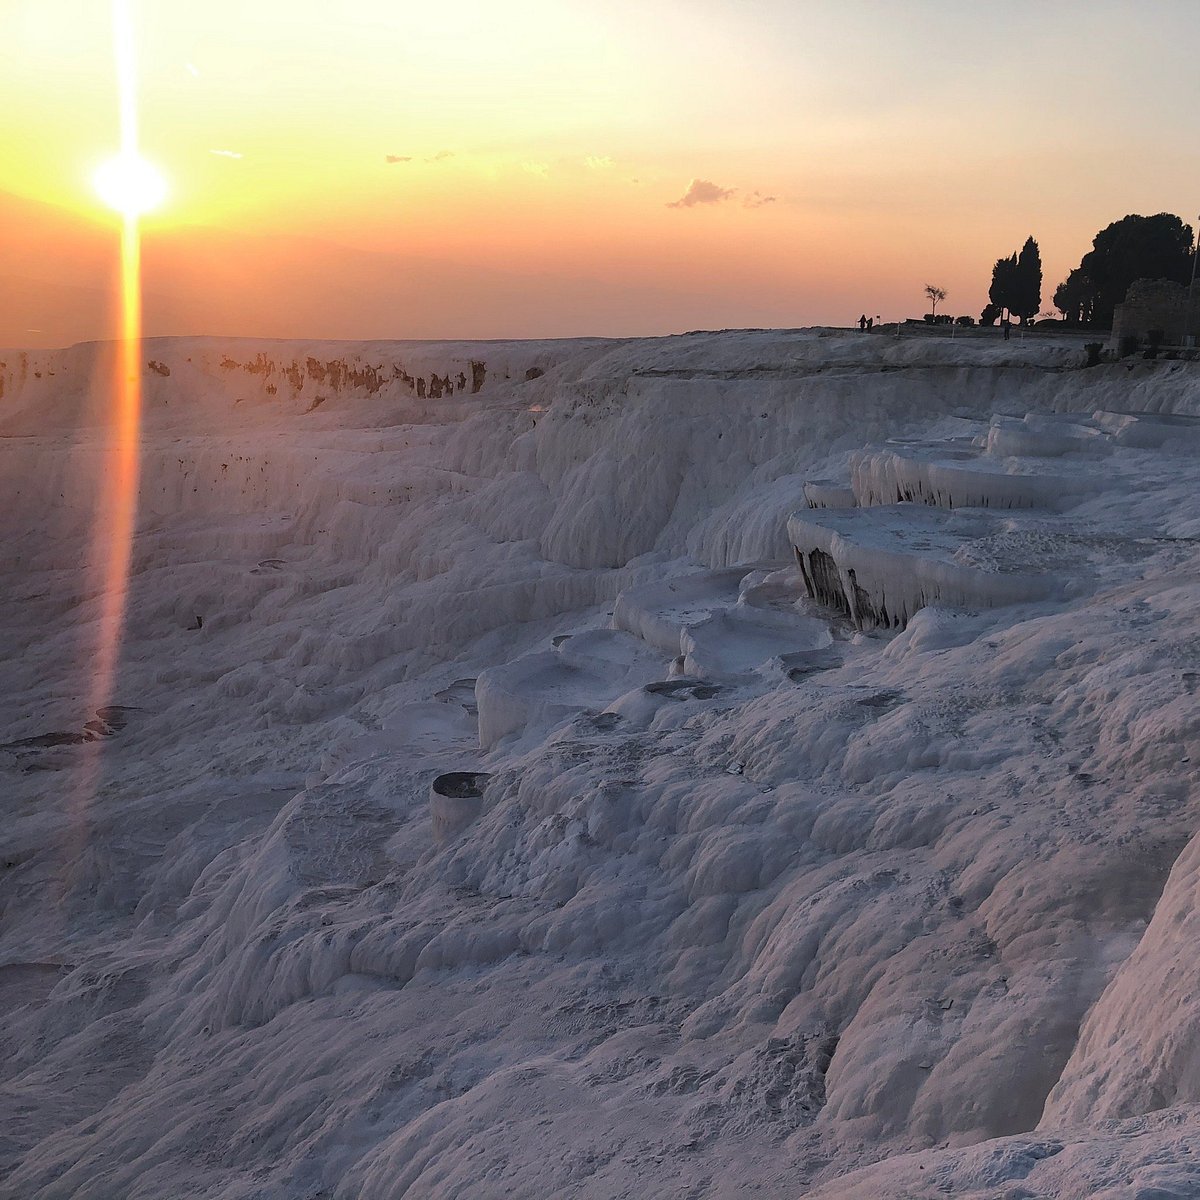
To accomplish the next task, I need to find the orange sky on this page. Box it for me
[4,0,1200,346]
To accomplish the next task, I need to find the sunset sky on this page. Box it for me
[5,0,1200,346]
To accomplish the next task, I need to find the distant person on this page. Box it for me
[1002,316,1011,341]
[858,314,867,331]
[866,317,873,331]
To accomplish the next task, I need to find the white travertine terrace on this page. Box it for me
[3,330,1200,1199]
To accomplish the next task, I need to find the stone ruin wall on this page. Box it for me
[1110,278,1200,346]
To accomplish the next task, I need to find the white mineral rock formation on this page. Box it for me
[2,329,1200,1198]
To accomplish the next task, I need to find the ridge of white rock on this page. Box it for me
[788,505,1066,628]
[792,404,1196,630]
[3,329,1200,1199]
[1092,407,1200,449]
[984,413,1111,458]
[848,442,1102,511]
[475,629,665,749]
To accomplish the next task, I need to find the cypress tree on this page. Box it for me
[989,254,1018,317]
[1012,237,1043,324]
[989,238,1043,323]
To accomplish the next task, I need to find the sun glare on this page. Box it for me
[93,152,167,216]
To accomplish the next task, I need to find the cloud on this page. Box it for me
[185,62,200,78]
[386,151,453,165]
[584,155,614,170]
[209,148,243,159]
[743,190,776,208]
[667,179,735,208]
[522,161,550,178]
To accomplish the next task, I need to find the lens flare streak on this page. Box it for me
[96,0,144,690]
[72,0,146,874]
[97,0,143,710]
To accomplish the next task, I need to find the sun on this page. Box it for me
[93,152,168,216]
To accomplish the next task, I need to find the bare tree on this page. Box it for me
[924,284,948,317]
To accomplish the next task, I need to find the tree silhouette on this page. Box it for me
[1053,268,1094,325]
[924,284,947,317]
[1057,213,1193,328]
[988,237,1042,323]
[989,254,1018,318]
[1011,237,1042,323]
